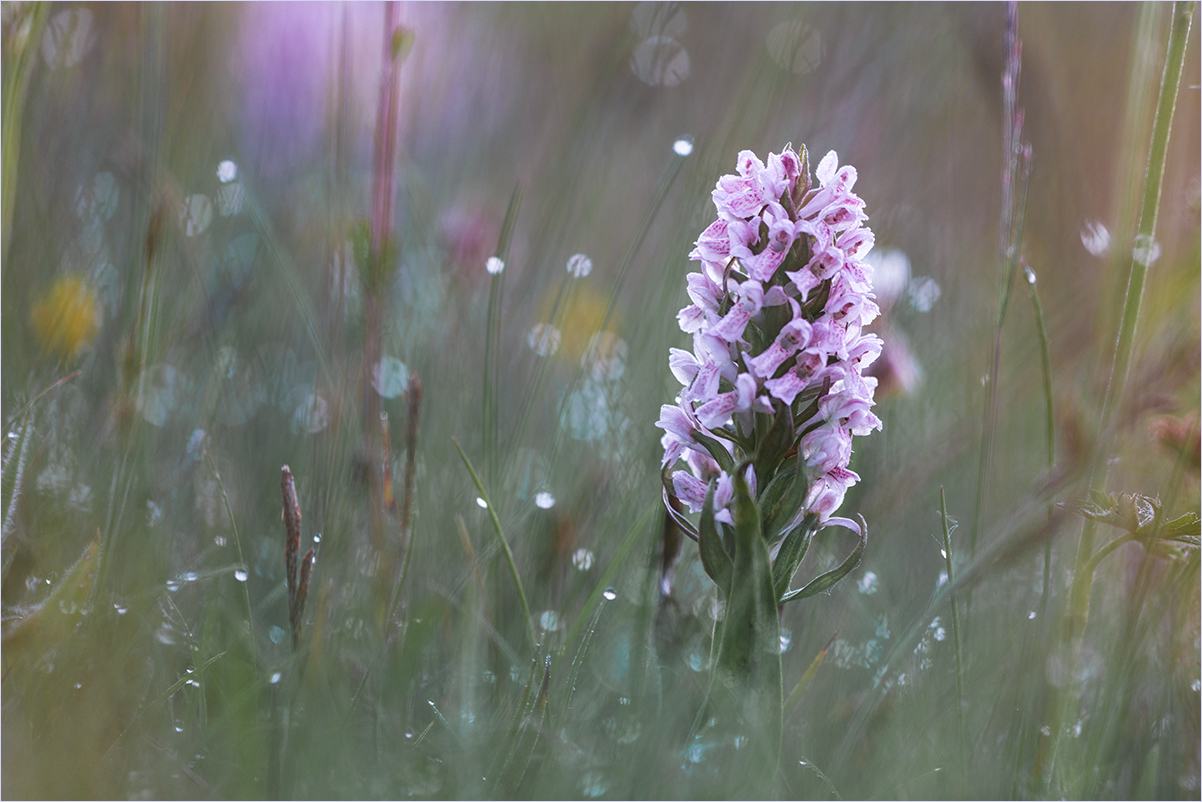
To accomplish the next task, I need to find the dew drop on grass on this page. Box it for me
[475,497,488,509]
[907,276,941,312]
[166,579,181,592]
[1191,679,1200,692]
[214,535,226,547]
[687,651,704,672]
[269,672,282,685]
[113,603,127,615]
[75,682,82,690]
[1024,266,1037,285]
[581,771,609,798]
[602,588,617,601]
[1080,220,1111,256]
[234,568,248,582]
[178,194,212,237]
[566,253,593,278]
[673,137,694,157]
[371,357,410,398]
[527,324,561,357]
[1028,611,1037,620]
[485,256,505,275]
[25,576,39,592]
[154,626,175,645]
[630,36,690,86]
[534,491,555,509]
[174,721,184,733]
[779,629,793,653]
[539,610,561,631]
[571,549,594,571]
[182,572,198,583]
[857,570,878,595]
[216,160,238,183]
[1132,234,1161,266]
[313,533,321,543]
[404,729,414,740]
[268,626,285,645]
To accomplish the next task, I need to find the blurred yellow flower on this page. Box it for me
[30,275,101,359]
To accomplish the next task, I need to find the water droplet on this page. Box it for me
[582,332,628,381]
[581,771,609,798]
[687,651,705,672]
[166,579,181,592]
[618,696,630,705]
[1028,611,1037,620]
[138,364,182,427]
[75,682,82,690]
[404,728,415,740]
[1080,220,1111,256]
[602,587,617,601]
[1132,234,1161,266]
[146,500,163,527]
[269,672,282,685]
[907,276,941,313]
[857,570,879,595]
[25,575,39,592]
[527,323,562,357]
[733,734,748,749]
[42,8,93,69]
[371,357,410,399]
[766,19,824,75]
[182,572,198,583]
[113,603,128,615]
[214,535,227,548]
[178,194,213,237]
[485,256,505,275]
[933,627,947,642]
[673,137,694,157]
[268,626,285,645]
[566,253,593,278]
[482,670,496,684]
[185,679,200,688]
[174,721,184,733]
[234,568,248,583]
[779,629,793,653]
[216,160,238,183]
[1024,266,1037,285]
[1071,720,1083,738]
[534,491,556,509]
[1191,679,1200,692]
[217,183,245,217]
[630,36,690,86]
[571,548,594,571]
[154,626,175,645]
[292,393,330,434]
[539,610,561,631]
[313,533,322,544]
[475,497,488,509]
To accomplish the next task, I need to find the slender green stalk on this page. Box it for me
[482,185,522,486]
[1022,262,1056,618]
[204,451,258,674]
[452,437,535,649]
[1,2,48,273]
[940,487,966,749]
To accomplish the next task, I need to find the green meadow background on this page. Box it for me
[2,3,1198,798]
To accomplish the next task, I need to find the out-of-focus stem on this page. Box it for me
[940,487,966,754]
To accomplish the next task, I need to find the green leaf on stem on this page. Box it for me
[698,480,733,597]
[780,515,867,604]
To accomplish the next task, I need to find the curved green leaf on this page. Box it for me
[780,515,867,604]
[698,480,732,597]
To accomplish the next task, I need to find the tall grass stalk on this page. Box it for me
[482,185,522,487]
[939,487,966,753]
[204,450,257,673]
[969,2,1032,594]
[1,2,47,271]
[453,437,535,649]
[1021,262,1056,618]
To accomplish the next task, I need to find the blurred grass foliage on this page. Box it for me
[1,2,1198,799]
